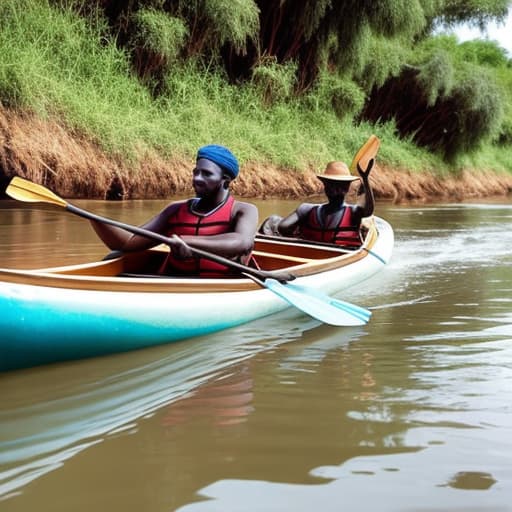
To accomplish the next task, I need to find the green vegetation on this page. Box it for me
[0,0,511,179]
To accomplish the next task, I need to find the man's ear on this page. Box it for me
[223,175,231,189]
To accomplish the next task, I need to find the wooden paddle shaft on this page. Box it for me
[66,204,294,282]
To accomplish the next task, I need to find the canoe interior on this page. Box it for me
[0,221,379,293]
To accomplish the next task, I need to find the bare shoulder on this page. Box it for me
[160,199,187,216]
[233,200,258,216]
[296,202,316,218]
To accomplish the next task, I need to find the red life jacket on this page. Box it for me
[159,196,250,276]
[299,205,362,247]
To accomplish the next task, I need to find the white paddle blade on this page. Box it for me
[285,282,371,322]
[265,279,369,326]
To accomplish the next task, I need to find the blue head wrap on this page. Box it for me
[197,144,239,180]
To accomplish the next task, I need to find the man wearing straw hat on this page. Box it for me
[261,159,374,247]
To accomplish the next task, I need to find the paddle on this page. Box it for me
[6,177,371,326]
[349,134,380,174]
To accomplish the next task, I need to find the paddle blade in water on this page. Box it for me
[264,279,369,326]
[5,177,68,208]
[284,282,371,323]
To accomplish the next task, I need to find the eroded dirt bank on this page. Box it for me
[1,108,511,202]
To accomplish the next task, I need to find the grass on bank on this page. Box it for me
[0,0,510,178]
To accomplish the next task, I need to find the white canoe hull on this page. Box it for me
[0,217,393,371]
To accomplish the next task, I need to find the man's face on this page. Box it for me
[322,179,351,200]
[193,158,226,197]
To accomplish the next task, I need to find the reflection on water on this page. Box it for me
[0,306,358,498]
[1,200,512,511]
[161,366,254,428]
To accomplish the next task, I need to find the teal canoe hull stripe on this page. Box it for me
[364,248,387,265]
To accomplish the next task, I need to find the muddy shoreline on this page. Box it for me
[1,108,511,202]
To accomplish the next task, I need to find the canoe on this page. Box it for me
[0,216,393,372]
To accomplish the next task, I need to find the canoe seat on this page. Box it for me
[252,250,312,271]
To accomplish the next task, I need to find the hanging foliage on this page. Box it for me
[304,70,366,120]
[361,59,503,161]
[248,0,429,90]
[130,9,188,81]
[429,0,510,30]
[52,0,512,161]
[251,57,297,105]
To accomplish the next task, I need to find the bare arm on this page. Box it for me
[91,200,257,259]
[90,202,183,251]
[354,160,375,218]
[277,203,314,237]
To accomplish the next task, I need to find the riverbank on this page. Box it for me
[1,108,511,203]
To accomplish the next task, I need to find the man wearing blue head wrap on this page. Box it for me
[197,144,239,180]
[91,145,258,276]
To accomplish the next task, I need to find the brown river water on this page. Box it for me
[1,197,512,511]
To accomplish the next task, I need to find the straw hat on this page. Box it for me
[316,161,359,182]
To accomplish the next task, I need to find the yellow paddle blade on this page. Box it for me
[5,177,68,208]
[349,134,381,173]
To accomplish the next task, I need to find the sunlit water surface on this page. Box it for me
[1,198,512,511]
